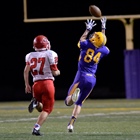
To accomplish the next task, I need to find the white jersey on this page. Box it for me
[25,50,58,82]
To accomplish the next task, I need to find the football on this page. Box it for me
[89,5,102,17]
[36,102,43,112]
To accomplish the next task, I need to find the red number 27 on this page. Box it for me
[30,57,45,76]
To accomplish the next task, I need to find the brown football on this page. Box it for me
[89,5,102,17]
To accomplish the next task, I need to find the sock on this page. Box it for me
[68,116,76,126]
[34,123,40,130]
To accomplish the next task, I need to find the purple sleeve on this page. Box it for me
[80,40,89,49]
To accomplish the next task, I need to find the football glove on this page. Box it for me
[101,17,107,29]
[85,19,96,31]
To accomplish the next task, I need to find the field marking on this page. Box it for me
[1,107,140,111]
[54,107,140,111]
[0,111,140,123]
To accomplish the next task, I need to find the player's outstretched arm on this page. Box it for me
[79,19,96,42]
[101,17,107,34]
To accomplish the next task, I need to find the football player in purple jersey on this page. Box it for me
[65,17,110,132]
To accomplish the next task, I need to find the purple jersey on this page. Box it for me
[65,39,110,106]
[78,39,110,74]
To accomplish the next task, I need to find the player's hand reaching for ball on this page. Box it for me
[101,17,107,29]
[85,19,96,31]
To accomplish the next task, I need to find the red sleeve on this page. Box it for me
[26,62,30,65]
[50,64,58,71]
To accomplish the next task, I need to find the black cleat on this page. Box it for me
[32,128,42,136]
[28,97,38,113]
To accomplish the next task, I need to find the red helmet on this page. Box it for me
[33,35,51,51]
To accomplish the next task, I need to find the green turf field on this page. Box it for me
[0,99,140,140]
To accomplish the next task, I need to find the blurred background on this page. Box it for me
[1,0,140,101]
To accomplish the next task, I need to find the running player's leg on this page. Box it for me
[32,80,55,136]
[67,74,96,132]
[65,71,80,106]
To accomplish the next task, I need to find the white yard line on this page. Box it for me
[0,111,140,123]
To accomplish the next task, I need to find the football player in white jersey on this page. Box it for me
[23,35,60,136]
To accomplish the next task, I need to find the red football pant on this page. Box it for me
[32,79,55,114]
